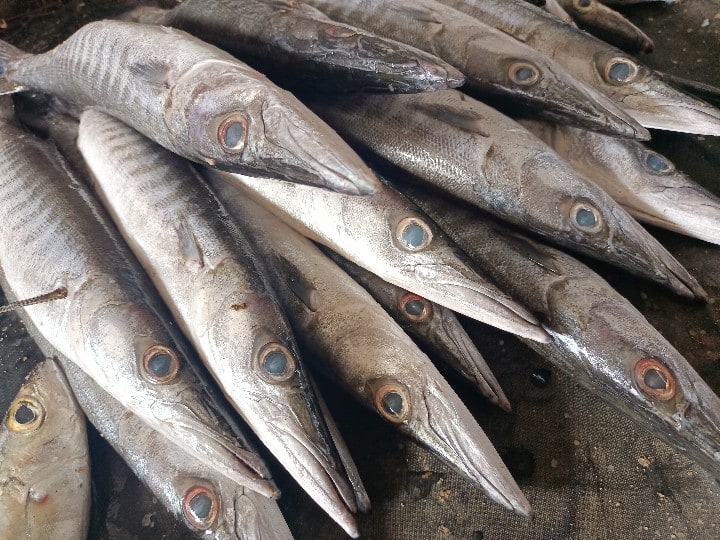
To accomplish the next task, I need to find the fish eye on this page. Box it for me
[395,217,433,252]
[398,292,433,322]
[570,201,603,233]
[257,343,296,383]
[634,357,676,401]
[6,397,45,433]
[141,345,181,384]
[573,0,594,10]
[217,115,249,153]
[325,25,358,38]
[508,62,540,86]
[603,58,638,84]
[373,381,410,423]
[644,152,674,174]
[182,485,219,531]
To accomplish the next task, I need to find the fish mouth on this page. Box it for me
[408,261,551,343]
[263,416,359,537]
[261,101,380,196]
[606,206,707,300]
[232,489,292,540]
[417,378,532,517]
[618,77,720,136]
[437,307,512,411]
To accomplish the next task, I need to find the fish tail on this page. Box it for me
[0,39,28,95]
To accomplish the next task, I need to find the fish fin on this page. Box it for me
[413,103,489,137]
[272,253,319,312]
[505,232,561,275]
[390,5,443,24]
[0,40,28,95]
[176,219,205,270]
[128,59,172,87]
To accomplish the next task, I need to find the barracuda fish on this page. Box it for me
[77,110,364,537]
[406,188,720,480]
[521,120,720,246]
[321,252,511,411]
[0,20,379,195]
[541,0,575,25]
[59,358,292,540]
[555,0,654,53]
[308,90,706,299]
[122,0,465,93]
[208,184,531,517]
[435,0,720,135]
[304,0,648,139]
[0,358,90,540]
[0,111,275,499]
[205,169,550,344]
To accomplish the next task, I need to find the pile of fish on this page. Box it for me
[0,0,719,537]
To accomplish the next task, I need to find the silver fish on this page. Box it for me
[435,0,720,135]
[77,110,364,537]
[309,90,706,299]
[541,0,575,25]
[407,188,720,479]
[521,120,720,246]
[0,111,274,498]
[0,358,90,540]
[204,169,551,344]
[555,0,654,53]
[304,0,648,139]
[321,252,511,411]
[0,20,379,195]
[59,357,293,540]
[122,0,465,93]
[209,184,531,517]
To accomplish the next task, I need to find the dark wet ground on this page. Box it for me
[1,1,720,539]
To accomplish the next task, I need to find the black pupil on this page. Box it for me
[644,368,668,391]
[401,223,425,249]
[14,403,35,424]
[609,61,631,82]
[530,368,552,388]
[224,121,245,148]
[381,391,404,417]
[646,153,670,172]
[575,207,597,228]
[189,492,213,520]
[578,0,591,7]
[264,351,288,375]
[515,66,535,81]
[149,354,172,377]
[404,299,425,317]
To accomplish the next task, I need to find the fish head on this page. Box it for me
[546,281,720,476]
[166,65,379,194]
[0,359,89,537]
[519,151,704,298]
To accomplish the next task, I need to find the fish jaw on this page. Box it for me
[410,378,532,517]
[435,306,512,411]
[232,489,293,540]
[263,418,359,537]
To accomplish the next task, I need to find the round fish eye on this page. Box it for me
[603,58,638,84]
[398,292,433,323]
[634,357,676,401]
[325,25,358,38]
[182,485,219,531]
[395,217,433,252]
[570,201,603,233]
[644,152,674,174]
[142,345,181,384]
[257,343,296,383]
[217,115,249,153]
[573,0,593,10]
[6,397,45,433]
[508,62,540,86]
[373,381,410,424]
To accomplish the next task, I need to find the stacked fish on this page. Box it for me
[0,0,719,537]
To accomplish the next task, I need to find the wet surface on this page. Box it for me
[1,0,720,538]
